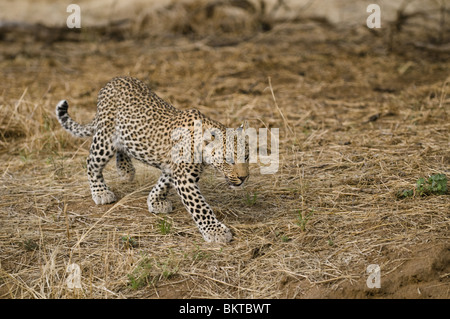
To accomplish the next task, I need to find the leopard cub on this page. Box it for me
[56,76,249,243]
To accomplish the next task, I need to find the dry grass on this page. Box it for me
[1,1,449,299]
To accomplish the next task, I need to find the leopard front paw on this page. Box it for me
[92,190,117,205]
[148,200,173,214]
[201,223,233,243]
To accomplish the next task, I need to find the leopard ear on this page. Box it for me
[239,120,249,130]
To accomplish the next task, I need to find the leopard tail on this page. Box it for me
[56,100,96,137]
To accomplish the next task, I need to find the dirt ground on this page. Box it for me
[0,1,449,299]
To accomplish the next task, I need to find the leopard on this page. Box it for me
[56,76,249,243]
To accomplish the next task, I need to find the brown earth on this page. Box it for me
[305,243,450,298]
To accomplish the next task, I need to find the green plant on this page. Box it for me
[158,217,172,235]
[416,174,447,195]
[190,244,211,261]
[159,260,179,280]
[275,230,291,242]
[396,174,448,198]
[22,239,39,251]
[244,192,258,206]
[128,273,148,290]
[296,209,314,232]
[396,189,414,199]
[120,235,138,249]
[128,252,180,290]
[128,257,153,289]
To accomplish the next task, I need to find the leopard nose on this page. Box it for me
[238,176,248,183]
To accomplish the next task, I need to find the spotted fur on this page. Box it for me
[56,76,249,243]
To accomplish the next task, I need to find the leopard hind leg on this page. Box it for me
[116,151,135,182]
[87,130,117,205]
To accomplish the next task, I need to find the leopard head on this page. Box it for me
[204,122,250,187]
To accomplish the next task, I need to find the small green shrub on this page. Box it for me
[128,257,153,290]
[158,217,172,235]
[416,174,448,195]
[396,174,448,198]
[244,192,258,206]
[120,236,138,249]
[296,209,314,232]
